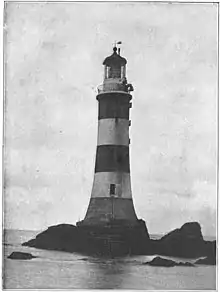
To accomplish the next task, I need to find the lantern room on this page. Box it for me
[103,47,127,80]
[97,46,134,94]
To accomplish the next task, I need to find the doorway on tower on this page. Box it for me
[110,184,116,196]
[109,183,122,198]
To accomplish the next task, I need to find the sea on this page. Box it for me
[3,229,216,290]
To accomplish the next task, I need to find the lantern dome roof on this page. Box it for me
[103,47,127,66]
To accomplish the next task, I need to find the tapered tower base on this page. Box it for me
[82,197,138,225]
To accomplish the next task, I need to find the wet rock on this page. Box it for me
[195,256,216,265]
[144,256,194,267]
[144,256,176,267]
[176,261,194,267]
[154,222,209,258]
[22,224,82,252]
[80,258,89,261]
[8,252,37,260]
[203,240,216,261]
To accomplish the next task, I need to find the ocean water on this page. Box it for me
[3,229,216,289]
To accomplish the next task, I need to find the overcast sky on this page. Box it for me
[4,2,217,236]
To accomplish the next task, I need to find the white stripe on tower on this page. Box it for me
[91,172,132,198]
[97,119,129,146]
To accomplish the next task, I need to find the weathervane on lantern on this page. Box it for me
[113,41,122,55]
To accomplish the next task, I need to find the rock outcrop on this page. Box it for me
[8,252,37,260]
[23,220,151,256]
[144,256,194,267]
[23,224,82,252]
[22,221,216,259]
[158,222,203,257]
[151,222,215,259]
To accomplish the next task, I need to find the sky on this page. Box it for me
[4,2,218,236]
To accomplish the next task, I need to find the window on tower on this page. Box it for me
[105,66,110,79]
[105,66,121,79]
[121,66,126,78]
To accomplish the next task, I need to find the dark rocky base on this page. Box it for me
[23,219,150,257]
[195,256,216,266]
[8,252,37,260]
[22,221,216,262]
[149,222,216,259]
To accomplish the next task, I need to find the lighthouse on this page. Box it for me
[77,45,150,255]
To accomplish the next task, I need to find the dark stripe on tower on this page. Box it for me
[97,92,132,120]
[95,145,130,173]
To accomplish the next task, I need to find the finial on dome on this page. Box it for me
[113,47,117,53]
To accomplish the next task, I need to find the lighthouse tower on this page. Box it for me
[77,45,149,255]
[82,45,138,226]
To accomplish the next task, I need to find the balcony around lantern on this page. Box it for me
[97,79,133,95]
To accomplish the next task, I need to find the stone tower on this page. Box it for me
[77,45,149,255]
[81,46,138,225]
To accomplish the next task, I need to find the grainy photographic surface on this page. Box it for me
[3,1,217,290]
